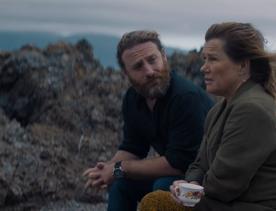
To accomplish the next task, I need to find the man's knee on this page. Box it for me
[108,179,133,210]
[108,178,153,211]
[152,176,181,191]
[109,178,152,199]
[108,179,130,195]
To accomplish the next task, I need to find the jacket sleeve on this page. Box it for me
[184,104,217,184]
[204,102,276,202]
[184,136,207,184]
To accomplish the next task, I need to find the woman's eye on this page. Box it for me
[209,56,218,61]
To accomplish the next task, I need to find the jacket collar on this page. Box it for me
[205,80,260,135]
[227,79,261,105]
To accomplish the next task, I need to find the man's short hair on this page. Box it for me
[117,30,164,69]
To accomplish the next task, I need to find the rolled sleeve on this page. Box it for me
[165,93,207,172]
[118,91,150,158]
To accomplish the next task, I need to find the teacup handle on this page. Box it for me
[175,185,181,197]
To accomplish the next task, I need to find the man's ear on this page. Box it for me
[161,49,167,62]
[122,68,128,76]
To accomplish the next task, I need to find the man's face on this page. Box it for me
[122,41,170,98]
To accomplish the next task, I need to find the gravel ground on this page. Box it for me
[40,201,107,211]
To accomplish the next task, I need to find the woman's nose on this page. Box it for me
[200,62,208,73]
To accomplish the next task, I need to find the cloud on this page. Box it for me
[0,0,276,50]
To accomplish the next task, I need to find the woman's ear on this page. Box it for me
[241,60,249,69]
[239,60,249,73]
[239,60,251,81]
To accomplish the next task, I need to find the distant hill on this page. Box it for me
[0,31,184,68]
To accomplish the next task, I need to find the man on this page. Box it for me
[83,30,213,211]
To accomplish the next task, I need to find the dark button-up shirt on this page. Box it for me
[119,71,214,172]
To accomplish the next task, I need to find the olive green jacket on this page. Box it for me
[186,80,276,211]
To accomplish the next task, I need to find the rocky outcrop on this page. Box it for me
[0,40,128,210]
[169,49,204,87]
[0,39,203,210]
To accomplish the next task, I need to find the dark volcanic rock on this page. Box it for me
[0,40,127,210]
[0,39,203,210]
[169,49,205,88]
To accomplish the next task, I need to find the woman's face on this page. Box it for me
[201,38,245,99]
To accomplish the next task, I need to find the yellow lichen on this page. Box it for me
[139,190,194,211]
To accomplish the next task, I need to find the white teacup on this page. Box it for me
[176,183,204,207]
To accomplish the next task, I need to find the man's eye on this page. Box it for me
[133,62,143,70]
[148,56,156,64]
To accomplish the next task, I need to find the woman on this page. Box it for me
[139,22,276,211]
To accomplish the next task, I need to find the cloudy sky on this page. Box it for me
[1,0,276,50]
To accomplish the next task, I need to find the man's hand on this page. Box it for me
[83,162,114,189]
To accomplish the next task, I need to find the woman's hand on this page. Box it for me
[170,180,188,204]
[170,180,200,204]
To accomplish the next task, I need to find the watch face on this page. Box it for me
[113,168,124,178]
[113,161,125,178]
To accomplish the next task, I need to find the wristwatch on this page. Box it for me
[113,161,125,179]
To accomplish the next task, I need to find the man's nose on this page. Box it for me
[144,62,155,77]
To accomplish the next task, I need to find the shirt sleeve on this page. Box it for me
[164,92,208,172]
[118,92,150,158]
[204,102,276,202]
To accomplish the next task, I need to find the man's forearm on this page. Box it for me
[109,150,139,164]
[121,156,183,179]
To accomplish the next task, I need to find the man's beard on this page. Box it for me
[129,62,170,98]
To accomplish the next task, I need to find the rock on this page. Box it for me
[0,40,127,209]
[169,49,205,87]
[0,39,203,209]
